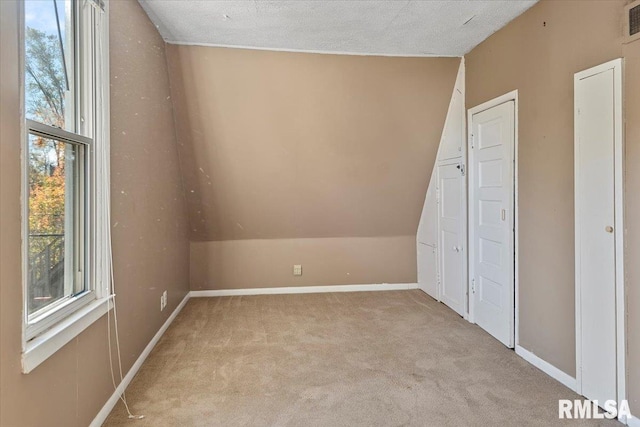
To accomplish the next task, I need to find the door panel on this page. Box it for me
[575,68,617,403]
[417,166,438,300]
[471,101,514,347]
[417,242,438,300]
[438,163,465,316]
[439,89,465,161]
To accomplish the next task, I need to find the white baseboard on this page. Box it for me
[88,285,633,425]
[190,283,419,298]
[515,345,577,392]
[627,414,640,427]
[89,293,190,427]
[90,283,417,424]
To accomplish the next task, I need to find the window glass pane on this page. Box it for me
[28,133,84,316]
[25,0,75,132]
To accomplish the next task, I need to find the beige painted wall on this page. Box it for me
[166,46,458,242]
[0,1,190,426]
[466,0,639,412]
[166,45,458,289]
[191,236,417,290]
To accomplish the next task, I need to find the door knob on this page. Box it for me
[605,225,614,233]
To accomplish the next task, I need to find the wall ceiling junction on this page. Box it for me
[139,0,537,56]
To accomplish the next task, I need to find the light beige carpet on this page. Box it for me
[104,290,619,426]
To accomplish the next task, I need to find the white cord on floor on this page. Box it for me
[107,292,145,420]
[104,181,145,419]
[104,165,145,419]
[107,294,144,420]
[88,1,145,419]
[96,8,143,419]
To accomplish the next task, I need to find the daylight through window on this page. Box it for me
[24,0,108,345]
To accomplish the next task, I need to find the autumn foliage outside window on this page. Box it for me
[26,24,69,247]
[22,0,109,368]
[25,0,85,318]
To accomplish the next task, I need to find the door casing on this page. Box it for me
[467,90,519,348]
[574,58,625,418]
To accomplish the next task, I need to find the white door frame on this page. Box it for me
[467,90,519,347]
[574,58,625,414]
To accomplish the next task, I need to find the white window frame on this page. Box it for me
[20,0,112,373]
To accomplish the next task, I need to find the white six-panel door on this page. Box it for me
[470,101,515,348]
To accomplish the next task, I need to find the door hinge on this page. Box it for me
[471,278,476,294]
[470,133,475,149]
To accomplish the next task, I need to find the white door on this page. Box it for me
[417,167,439,300]
[417,242,438,299]
[575,60,622,404]
[470,101,515,348]
[438,162,466,316]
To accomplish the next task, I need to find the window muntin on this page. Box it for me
[27,131,87,319]
[23,0,102,341]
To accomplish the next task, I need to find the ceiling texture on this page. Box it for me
[138,0,538,57]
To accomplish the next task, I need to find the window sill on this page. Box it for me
[22,296,113,373]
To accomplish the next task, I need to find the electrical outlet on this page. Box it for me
[293,265,302,276]
[163,290,168,308]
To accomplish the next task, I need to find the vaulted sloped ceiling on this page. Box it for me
[153,1,536,242]
[166,46,459,241]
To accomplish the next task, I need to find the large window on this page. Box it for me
[23,0,110,371]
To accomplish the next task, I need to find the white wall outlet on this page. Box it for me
[293,265,302,276]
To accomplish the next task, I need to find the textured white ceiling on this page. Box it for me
[138,0,537,57]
